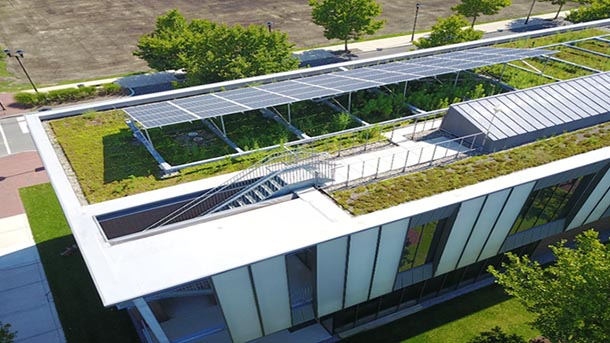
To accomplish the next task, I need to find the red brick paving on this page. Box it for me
[0,93,30,118]
[0,151,49,218]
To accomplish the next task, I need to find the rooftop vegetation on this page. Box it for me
[332,122,610,215]
[48,28,608,203]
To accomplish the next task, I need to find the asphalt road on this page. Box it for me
[0,116,35,158]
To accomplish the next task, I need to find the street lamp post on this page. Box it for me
[411,3,421,42]
[524,0,536,25]
[3,49,38,93]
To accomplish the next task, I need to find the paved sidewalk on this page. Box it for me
[296,10,571,54]
[0,151,65,342]
[0,214,66,343]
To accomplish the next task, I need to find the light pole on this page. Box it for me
[3,49,38,93]
[266,21,273,33]
[411,3,421,42]
[524,0,536,25]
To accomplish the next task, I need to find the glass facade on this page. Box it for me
[398,220,440,272]
[324,241,540,334]
[286,248,316,326]
[510,177,585,235]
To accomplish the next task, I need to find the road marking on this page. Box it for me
[0,123,11,155]
[16,117,29,134]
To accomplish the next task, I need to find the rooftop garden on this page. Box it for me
[48,28,609,204]
[332,121,610,215]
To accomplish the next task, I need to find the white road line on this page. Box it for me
[0,123,11,155]
[16,117,29,134]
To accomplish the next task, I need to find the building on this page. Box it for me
[27,20,610,343]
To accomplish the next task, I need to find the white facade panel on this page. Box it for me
[344,227,379,307]
[369,219,409,299]
[251,256,291,335]
[435,197,486,276]
[567,168,610,230]
[212,267,262,343]
[316,237,348,316]
[479,182,536,260]
[458,189,511,268]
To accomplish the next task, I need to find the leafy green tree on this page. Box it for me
[134,10,299,86]
[309,0,385,52]
[133,9,190,71]
[468,326,527,343]
[489,229,610,343]
[566,0,610,22]
[453,0,512,28]
[414,15,483,49]
[0,322,16,343]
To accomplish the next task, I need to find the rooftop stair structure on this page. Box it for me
[144,149,336,231]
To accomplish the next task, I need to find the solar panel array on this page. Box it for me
[448,72,610,140]
[124,47,557,129]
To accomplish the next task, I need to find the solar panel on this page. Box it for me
[173,94,247,119]
[124,103,198,129]
[124,47,558,129]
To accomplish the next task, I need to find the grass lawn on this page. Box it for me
[343,285,538,343]
[19,183,139,343]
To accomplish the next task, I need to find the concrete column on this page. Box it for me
[133,298,170,343]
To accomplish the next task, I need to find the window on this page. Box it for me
[510,177,585,235]
[398,220,440,272]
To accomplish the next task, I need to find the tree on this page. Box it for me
[566,0,610,23]
[468,326,527,343]
[0,322,16,343]
[453,0,512,28]
[134,10,299,86]
[489,230,610,343]
[414,15,483,49]
[309,0,385,52]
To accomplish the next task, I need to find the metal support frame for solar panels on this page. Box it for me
[544,55,601,73]
[322,98,369,126]
[561,43,610,59]
[203,118,243,153]
[594,37,610,44]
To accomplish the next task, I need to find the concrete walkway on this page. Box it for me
[0,214,65,343]
[295,10,571,54]
[0,151,65,342]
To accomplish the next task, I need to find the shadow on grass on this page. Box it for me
[20,183,139,343]
[102,128,158,184]
[36,235,139,343]
[343,284,513,343]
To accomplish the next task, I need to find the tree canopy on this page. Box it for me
[453,0,512,28]
[468,326,527,343]
[309,0,385,52]
[134,9,299,86]
[489,229,610,343]
[0,322,16,343]
[414,15,483,49]
[566,0,610,23]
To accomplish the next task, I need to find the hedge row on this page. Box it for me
[14,83,124,107]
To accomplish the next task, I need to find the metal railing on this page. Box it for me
[204,156,335,216]
[144,149,331,230]
[328,132,484,189]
